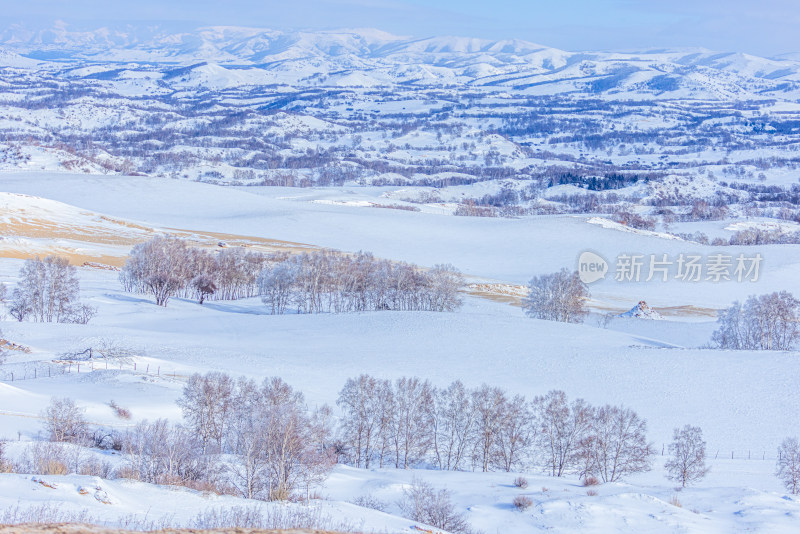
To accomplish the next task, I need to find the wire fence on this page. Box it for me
[656,443,782,462]
[0,359,183,383]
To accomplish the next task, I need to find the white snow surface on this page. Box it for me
[0,174,798,532]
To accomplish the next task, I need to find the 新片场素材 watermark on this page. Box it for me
[578,252,762,284]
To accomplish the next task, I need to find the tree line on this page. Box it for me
[120,236,464,313]
[13,370,800,505]
[336,375,653,482]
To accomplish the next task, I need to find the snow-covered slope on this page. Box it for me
[0,174,798,532]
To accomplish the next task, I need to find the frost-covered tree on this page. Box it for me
[580,405,654,482]
[713,292,800,350]
[665,425,709,487]
[429,380,475,471]
[534,390,594,477]
[258,262,298,314]
[122,419,204,486]
[493,394,535,472]
[10,256,92,323]
[471,384,508,472]
[397,477,472,534]
[120,236,188,306]
[225,376,332,501]
[776,437,800,495]
[336,374,383,469]
[522,268,588,323]
[178,372,234,454]
[391,377,434,469]
[257,251,463,315]
[42,397,89,444]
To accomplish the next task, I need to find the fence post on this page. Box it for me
[146,364,149,374]
[78,364,80,374]
[10,372,13,381]
[48,367,50,378]
[34,369,36,379]
[158,366,160,376]
[731,451,734,459]
[134,363,136,371]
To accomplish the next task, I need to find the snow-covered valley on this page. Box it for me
[0,173,797,532]
[0,19,799,533]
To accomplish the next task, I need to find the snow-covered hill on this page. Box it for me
[2,25,799,98]
[618,300,665,320]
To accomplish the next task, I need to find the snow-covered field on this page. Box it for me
[0,173,798,532]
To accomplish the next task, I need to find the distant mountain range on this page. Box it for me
[1,25,799,98]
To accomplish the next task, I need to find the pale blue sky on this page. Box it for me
[3,0,799,56]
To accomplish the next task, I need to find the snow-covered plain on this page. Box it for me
[0,173,799,532]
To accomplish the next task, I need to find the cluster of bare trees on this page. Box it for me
[337,376,653,481]
[8,256,95,323]
[23,386,333,502]
[259,251,463,314]
[120,236,284,306]
[121,237,463,314]
[167,373,335,501]
[712,291,800,350]
[523,269,589,323]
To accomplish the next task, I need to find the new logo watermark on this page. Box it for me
[578,251,609,284]
[578,252,762,284]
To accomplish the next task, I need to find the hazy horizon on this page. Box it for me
[1,0,798,57]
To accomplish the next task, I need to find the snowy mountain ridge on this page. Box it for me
[2,25,800,97]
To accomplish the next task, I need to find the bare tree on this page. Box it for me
[397,477,472,534]
[664,425,710,487]
[258,251,463,315]
[580,405,654,482]
[471,384,508,472]
[493,394,535,472]
[42,397,89,444]
[523,268,588,323]
[178,372,234,454]
[191,274,217,305]
[534,390,593,477]
[430,380,475,471]
[713,292,800,350]
[122,419,206,486]
[10,256,92,323]
[120,236,188,306]
[227,378,270,499]
[226,376,332,501]
[776,437,800,495]
[391,377,434,469]
[259,262,298,314]
[337,375,382,469]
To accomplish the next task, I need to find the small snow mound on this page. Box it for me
[618,301,664,320]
